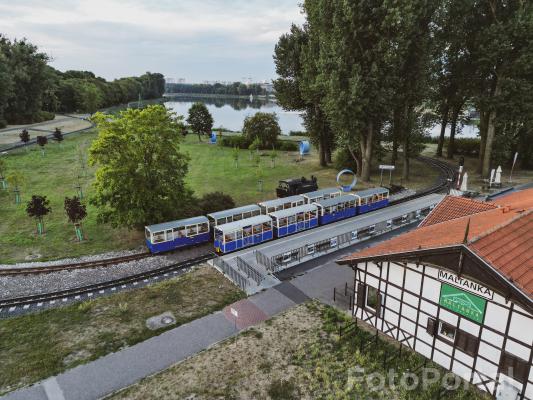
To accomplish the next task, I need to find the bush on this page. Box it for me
[289,130,308,136]
[219,135,298,151]
[197,192,236,215]
[277,140,298,151]
[449,138,481,157]
[242,112,280,148]
[267,379,298,400]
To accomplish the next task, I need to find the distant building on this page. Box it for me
[338,191,533,399]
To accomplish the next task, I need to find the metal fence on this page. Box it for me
[213,257,248,290]
[236,256,264,285]
[260,206,434,274]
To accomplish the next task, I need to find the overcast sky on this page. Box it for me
[0,0,304,82]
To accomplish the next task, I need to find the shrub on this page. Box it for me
[197,192,236,215]
[219,135,250,149]
[449,138,481,157]
[289,130,308,136]
[242,112,280,148]
[267,379,298,400]
[276,140,298,151]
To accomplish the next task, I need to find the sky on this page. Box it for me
[0,0,304,83]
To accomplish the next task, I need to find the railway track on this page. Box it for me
[0,253,215,313]
[0,252,152,276]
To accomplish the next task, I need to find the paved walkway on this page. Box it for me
[2,262,354,400]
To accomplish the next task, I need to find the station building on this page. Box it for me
[338,190,533,399]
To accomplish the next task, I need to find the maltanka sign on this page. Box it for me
[437,270,494,300]
[439,284,487,324]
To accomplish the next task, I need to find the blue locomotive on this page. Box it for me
[144,187,389,254]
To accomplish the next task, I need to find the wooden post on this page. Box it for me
[333,287,336,302]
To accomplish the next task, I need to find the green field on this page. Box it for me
[0,265,244,395]
[0,131,437,263]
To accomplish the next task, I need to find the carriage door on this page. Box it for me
[297,212,305,231]
[243,225,253,247]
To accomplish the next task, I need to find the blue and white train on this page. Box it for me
[144,186,389,254]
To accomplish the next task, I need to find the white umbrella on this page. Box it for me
[460,172,468,191]
[495,166,502,185]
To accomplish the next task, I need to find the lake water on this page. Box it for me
[165,96,479,138]
[165,96,304,134]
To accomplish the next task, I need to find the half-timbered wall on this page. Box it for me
[353,260,533,399]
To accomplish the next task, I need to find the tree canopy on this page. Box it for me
[242,112,280,149]
[187,102,214,141]
[89,105,191,228]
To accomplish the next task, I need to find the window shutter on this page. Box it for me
[376,293,383,317]
[356,283,366,308]
[426,317,437,336]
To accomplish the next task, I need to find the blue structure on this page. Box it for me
[336,169,357,192]
[356,187,389,214]
[316,194,358,225]
[258,195,306,214]
[303,187,342,204]
[214,215,273,253]
[299,141,310,156]
[207,204,261,228]
[145,216,210,253]
[269,204,319,238]
[210,131,217,144]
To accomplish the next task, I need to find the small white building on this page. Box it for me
[338,191,533,399]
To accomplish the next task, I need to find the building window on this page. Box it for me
[499,352,530,384]
[438,321,457,342]
[455,330,479,357]
[366,286,379,311]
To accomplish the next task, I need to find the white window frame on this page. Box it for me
[365,286,379,312]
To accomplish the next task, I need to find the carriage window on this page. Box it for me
[252,209,260,216]
[278,217,287,227]
[297,212,304,222]
[288,215,296,224]
[243,226,252,236]
[262,223,272,231]
[253,224,262,234]
[235,231,243,240]
[438,321,456,342]
[225,232,236,242]
[215,230,223,242]
[152,231,165,243]
[311,210,317,218]
[145,228,151,240]
[243,212,251,219]
[187,225,198,236]
[199,223,209,233]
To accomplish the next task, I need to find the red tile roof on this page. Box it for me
[339,189,533,298]
[420,196,496,227]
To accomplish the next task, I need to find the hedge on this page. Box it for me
[219,135,298,151]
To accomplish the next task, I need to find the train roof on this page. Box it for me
[316,194,359,208]
[355,187,389,198]
[215,215,272,234]
[268,203,318,219]
[258,195,305,208]
[146,215,209,232]
[302,187,342,199]
[207,204,260,220]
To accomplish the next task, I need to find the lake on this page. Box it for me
[164,96,304,134]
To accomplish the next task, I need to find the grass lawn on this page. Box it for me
[0,131,438,263]
[110,302,487,400]
[0,265,244,396]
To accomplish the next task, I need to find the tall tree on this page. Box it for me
[187,102,213,142]
[89,105,191,228]
[26,195,51,235]
[242,112,280,149]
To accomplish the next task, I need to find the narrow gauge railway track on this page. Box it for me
[0,253,215,311]
[0,251,152,276]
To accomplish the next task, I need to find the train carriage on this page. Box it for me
[356,187,389,214]
[214,215,273,254]
[258,195,306,214]
[268,203,319,238]
[315,194,358,225]
[145,216,210,253]
[302,187,342,204]
[207,204,261,228]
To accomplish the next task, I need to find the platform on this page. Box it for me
[211,193,444,294]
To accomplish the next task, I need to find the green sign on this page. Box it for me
[439,284,487,323]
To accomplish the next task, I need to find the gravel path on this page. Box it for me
[0,244,212,300]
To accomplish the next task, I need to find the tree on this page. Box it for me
[6,171,24,204]
[26,195,51,235]
[64,196,87,241]
[187,102,213,142]
[270,148,278,168]
[19,129,30,149]
[89,105,191,228]
[242,112,280,149]
[232,146,240,168]
[36,135,48,156]
[0,51,13,127]
[197,192,235,215]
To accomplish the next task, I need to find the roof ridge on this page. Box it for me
[468,208,533,245]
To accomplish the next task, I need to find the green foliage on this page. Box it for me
[219,135,298,151]
[89,105,191,228]
[196,191,235,215]
[186,102,214,140]
[0,158,6,179]
[166,82,267,96]
[267,379,298,400]
[6,171,24,190]
[242,112,280,149]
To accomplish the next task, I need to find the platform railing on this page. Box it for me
[236,256,264,285]
[213,257,248,290]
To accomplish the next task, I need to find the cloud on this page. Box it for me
[0,0,304,81]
